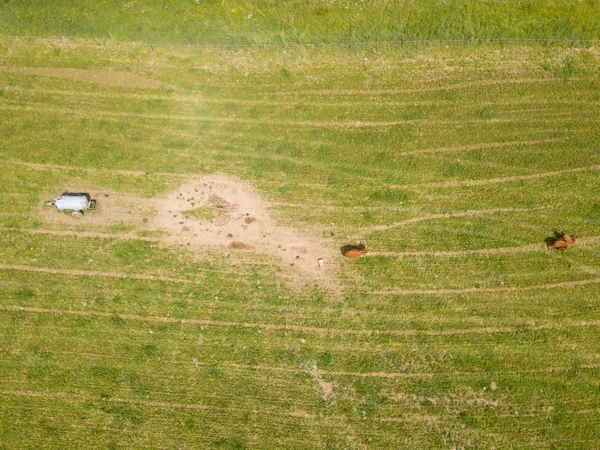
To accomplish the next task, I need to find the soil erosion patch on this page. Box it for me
[153,174,339,289]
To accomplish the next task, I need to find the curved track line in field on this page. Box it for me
[369,236,600,258]
[0,390,322,420]
[370,245,542,258]
[371,278,600,296]
[393,164,600,189]
[1,103,597,129]
[1,227,163,243]
[7,85,597,107]
[0,66,174,90]
[0,389,448,425]
[401,138,566,156]
[363,206,548,233]
[0,264,205,285]
[278,78,566,96]
[232,363,434,379]
[2,305,600,337]
[7,85,598,109]
[3,158,191,179]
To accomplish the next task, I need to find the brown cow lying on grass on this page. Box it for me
[547,233,577,252]
[341,244,369,258]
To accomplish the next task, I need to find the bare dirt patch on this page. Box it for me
[152,174,340,291]
[37,175,341,291]
[310,363,336,400]
[39,190,153,227]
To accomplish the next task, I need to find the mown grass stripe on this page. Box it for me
[392,164,600,189]
[2,304,599,337]
[401,138,567,155]
[0,263,204,285]
[371,278,600,296]
[368,236,600,257]
[364,206,549,233]
[1,103,597,128]
[277,78,575,96]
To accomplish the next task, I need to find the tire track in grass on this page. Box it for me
[2,158,192,179]
[0,390,316,419]
[369,245,542,258]
[7,85,598,108]
[0,263,205,285]
[2,227,163,243]
[400,138,567,156]
[363,206,549,233]
[1,102,597,129]
[371,278,600,296]
[3,157,328,189]
[369,236,600,258]
[277,78,573,96]
[0,389,458,426]
[0,229,273,275]
[2,305,599,337]
[393,165,600,190]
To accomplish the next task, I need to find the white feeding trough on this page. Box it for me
[45,192,97,217]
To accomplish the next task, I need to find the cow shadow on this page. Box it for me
[340,243,366,255]
[545,230,566,248]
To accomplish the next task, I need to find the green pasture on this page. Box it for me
[1,33,600,449]
[1,0,599,45]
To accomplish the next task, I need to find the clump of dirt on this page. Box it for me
[310,363,336,401]
[152,174,339,290]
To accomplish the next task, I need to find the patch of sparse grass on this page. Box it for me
[181,206,218,222]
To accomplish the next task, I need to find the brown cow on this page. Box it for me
[341,244,369,259]
[549,234,577,252]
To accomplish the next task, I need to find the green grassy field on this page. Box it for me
[1,0,599,44]
[1,3,600,448]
